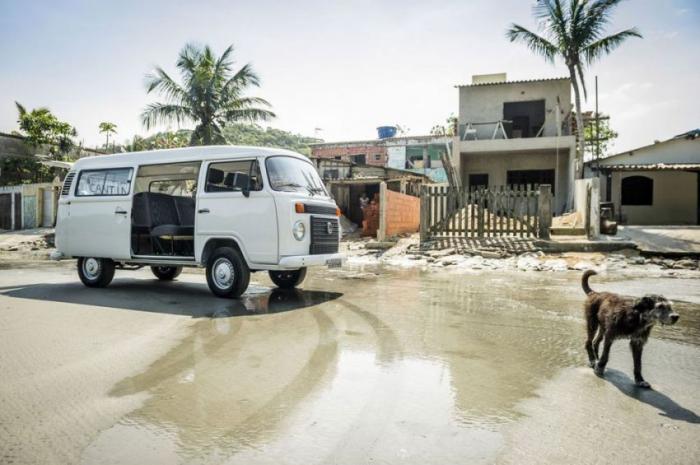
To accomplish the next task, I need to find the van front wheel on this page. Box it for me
[269,268,307,289]
[77,257,115,288]
[206,247,250,298]
[151,266,182,281]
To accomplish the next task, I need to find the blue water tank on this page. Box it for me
[377,126,397,139]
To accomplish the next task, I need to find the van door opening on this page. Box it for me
[131,161,201,257]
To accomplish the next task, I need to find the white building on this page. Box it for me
[590,129,699,225]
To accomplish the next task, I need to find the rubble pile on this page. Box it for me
[342,235,700,276]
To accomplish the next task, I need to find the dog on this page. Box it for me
[582,270,679,388]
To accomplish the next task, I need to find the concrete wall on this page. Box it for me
[378,182,420,239]
[611,170,698,225]
[460,148,571,214]
[458,78,571,139]
[0,181,59,229]
[574,178,600,238]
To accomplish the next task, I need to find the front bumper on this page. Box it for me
[277,252,344,269]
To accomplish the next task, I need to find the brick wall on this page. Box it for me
[311,144,387,166]
[384,189,420,237]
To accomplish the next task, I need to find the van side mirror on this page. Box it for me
[242,184,250,198]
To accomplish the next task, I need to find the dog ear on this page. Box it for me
[634,296,656,312]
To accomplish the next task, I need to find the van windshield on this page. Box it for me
[266,156,328,196]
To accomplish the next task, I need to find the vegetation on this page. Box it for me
[430,114,458,136]
[98,121,117,150]
[0,103,79,185]
[141,43,275,146]
[124,124,320,155]
[15,102,77,157]
[582,112,618,161]
[506,0,641,178]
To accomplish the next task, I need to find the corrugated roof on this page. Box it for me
[308,134,449,147]
[455,77,569,88]
[598,163,700,171]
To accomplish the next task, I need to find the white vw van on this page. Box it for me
[53,146,343,298]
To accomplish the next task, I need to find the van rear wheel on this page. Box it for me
[77,257,115,288]
[206,247,250,298]
[151,266,182,281]
[269,268,307,289]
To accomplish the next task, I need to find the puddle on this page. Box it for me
[76,267,700,464]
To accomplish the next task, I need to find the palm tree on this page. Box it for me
[506,0,641,178]
[141,43,275,146]
[99,121,117,149]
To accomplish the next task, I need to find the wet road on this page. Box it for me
[1,263,699,465]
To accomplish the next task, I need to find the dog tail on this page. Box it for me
[582,270,597,295]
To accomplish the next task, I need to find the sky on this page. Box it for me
[0,0,698,154]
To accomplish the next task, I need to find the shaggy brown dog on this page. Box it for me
[583,270,679,388]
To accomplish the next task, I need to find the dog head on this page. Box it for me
[635,295,679,326]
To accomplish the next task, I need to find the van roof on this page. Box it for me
[71,145,307,170]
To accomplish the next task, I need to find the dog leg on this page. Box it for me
[592,330,604,362]
[585,312,599,367]
[594,333,613,377]
[630,339,651,388]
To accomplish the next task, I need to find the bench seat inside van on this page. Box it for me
[132,192,195,255]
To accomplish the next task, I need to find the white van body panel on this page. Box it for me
[63,196,133,259]
[195,158,278,264]
[54,146,343,270]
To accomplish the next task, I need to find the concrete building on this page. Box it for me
[309,135,450,183]
[590,129,699,225]
[453,74,577,214]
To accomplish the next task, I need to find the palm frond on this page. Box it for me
[144,67,189,104]
[582,28,641,64]
[506,24,558,63]
[219,107,276,123]
[14,101,27,117]
[141,103,192,130]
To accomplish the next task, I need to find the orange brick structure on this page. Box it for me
[379,183,421,239]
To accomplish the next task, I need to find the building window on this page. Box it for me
[374,153,382,161]
[621,175,653,206]
[506,169,555,191]
[468,173,489,191]
[351,154,366,164]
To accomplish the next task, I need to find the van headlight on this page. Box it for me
[293,221,306,241]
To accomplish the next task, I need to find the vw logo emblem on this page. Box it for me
[326,221,333,235]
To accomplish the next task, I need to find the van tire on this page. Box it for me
[151,266,182,281]
[206,247,250,298]
[269,267,307,289]
[77,257,115,288]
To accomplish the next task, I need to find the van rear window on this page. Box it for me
[75,168,133,196]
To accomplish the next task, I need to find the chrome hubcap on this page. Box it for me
[83,258,101,280]
[212,258,235,289]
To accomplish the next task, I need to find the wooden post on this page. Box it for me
[538,184,552,239]
[420,185,429,242]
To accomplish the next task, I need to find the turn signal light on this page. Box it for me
[295,202,305,214]
[335,207,341,217]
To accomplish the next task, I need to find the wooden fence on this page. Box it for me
[420,184,553,241]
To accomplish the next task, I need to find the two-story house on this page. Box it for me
[453,74,577,214]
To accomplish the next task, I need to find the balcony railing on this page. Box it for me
[459,117,571,141]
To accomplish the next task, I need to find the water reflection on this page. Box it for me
[85,269,700,464]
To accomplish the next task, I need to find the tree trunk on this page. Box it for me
[569,65,585,179]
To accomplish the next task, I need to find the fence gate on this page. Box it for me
[420,185,552,241]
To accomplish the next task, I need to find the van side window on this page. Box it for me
[205,160,262,193]
[75,168,133,196]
